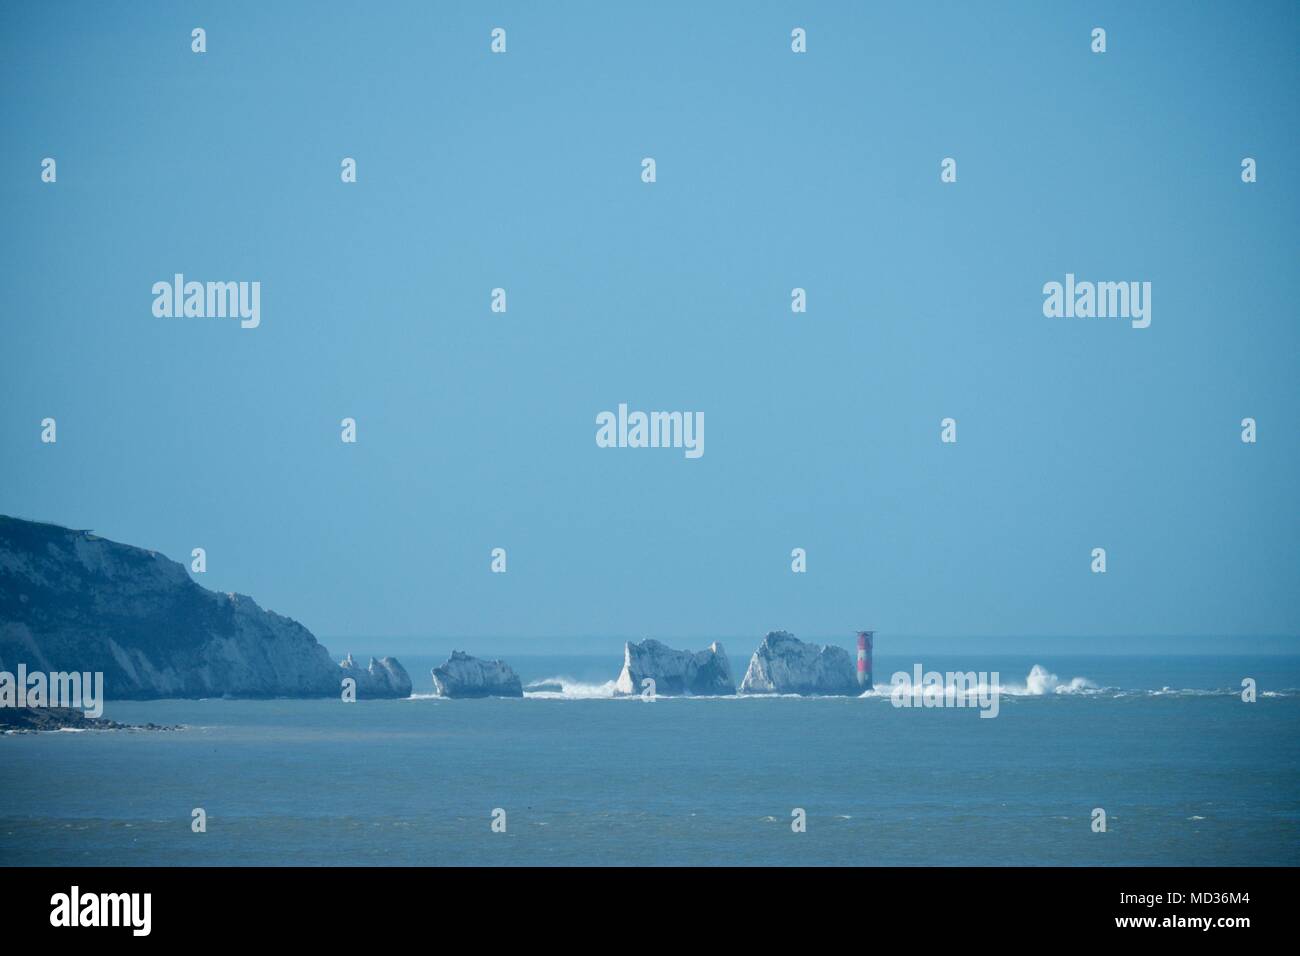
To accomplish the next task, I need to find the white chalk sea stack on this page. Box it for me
[340,654,412,699]
[431,650,524,698]
[738,631,858,696]
[613,638,734,696]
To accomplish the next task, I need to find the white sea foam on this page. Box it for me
[864,664,1098,702]
[858,674,1290,702]
[1147,686,1227,697]
[1002,665,1098,696]
[411,669,1295,702]
[523,676,618,699]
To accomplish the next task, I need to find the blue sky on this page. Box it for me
[2,2,1297,651]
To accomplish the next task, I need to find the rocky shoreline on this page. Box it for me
[0,706,179,734]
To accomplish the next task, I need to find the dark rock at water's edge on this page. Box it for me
[0,706,178,733]
[431,651,524,698]
[614,638,735,696]
[738,630,860,696]
[0,515,410,700]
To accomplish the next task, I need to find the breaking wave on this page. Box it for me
[859,665,1100,700]
[524,676,618,699]
[1002,665,1098,696]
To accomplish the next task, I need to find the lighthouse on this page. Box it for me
[856,631,873,690]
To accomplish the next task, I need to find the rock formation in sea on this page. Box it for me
[0,515,410,699]
[738,630,859,696]
[340,654,413,699]
[430,650,524,698]
[613,638,734,696]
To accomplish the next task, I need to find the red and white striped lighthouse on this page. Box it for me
[856,631,873,690]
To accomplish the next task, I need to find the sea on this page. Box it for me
[2,653,1298,866]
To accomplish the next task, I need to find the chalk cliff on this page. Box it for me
[613,638,734,696]
[0,515,409,699]
[738,631,859,696]
[431,651,524,698]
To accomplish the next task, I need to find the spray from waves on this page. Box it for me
[859,664,1099,699]
[426,670,1295,702]
[994,666,1299,699]
[523,676,618,699]
[1006,664,1098,696]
